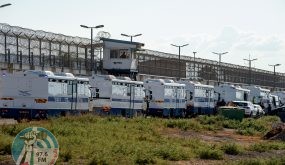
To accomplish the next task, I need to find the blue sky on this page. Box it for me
[1,0,285,72]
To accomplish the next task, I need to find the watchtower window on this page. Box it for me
[119,50,129,59]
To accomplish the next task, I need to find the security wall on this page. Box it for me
[137,50,285,90]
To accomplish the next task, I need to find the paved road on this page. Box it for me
[0,119,17,125]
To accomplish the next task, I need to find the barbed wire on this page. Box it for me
[0,23,111,45]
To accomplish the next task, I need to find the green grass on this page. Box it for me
[235,117,279,136]
[0,116,201,164]
[197,148,224,160]
[164,115,280,136]
[249,141,285,152]
[221,143,244,155]
[234,157,285,165]
[0,134,12,155]
[0,115,283,164]
[164,119,203,131]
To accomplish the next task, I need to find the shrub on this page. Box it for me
[235,116,280,136]
[235,157,285,165]
[249,142,285,152]
[222,119,240,129]
[196,115,224,125]
[165,120,189,131]
[164,119,202,131]
[135,153,156,165]
[236,127,256,136]
[198,148,223,160]
[221,143,243,155]
[89,158,108,165]
[154,145,190,161]
[1,125,27,136]
[0,134,12,155]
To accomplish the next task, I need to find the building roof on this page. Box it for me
[101,37,144,47]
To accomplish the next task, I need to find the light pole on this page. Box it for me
[193,51,197,79]
[121,33,142,42]
[80,24,104,74]
[269,64,281,91]
[212,52,228,85]
[243,54,257,85]
[0,3,11,8]
[171,43,189,80]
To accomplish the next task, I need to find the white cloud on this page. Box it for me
[235,33,284,52]
[198,26,284,54]
[144,26,285,72]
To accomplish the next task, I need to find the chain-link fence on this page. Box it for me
[0,23,110,74]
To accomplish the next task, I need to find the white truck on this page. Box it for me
[179,80,215,116]
[89,74,144,117]
[143,79,186,117]
[243,85,271,113]
[214,84,250,103]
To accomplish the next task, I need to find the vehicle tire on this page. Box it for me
[181,110,186,118]
[256,110,260,117]
[249,111,253,118]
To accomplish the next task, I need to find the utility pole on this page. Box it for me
[171,43,189,80]
[80,24,104,75]
[212,52,228,85]
[121,33,142,42]
[269,64,281,91]
[243,54,257,85]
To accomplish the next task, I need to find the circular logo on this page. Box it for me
[11,127,59,165]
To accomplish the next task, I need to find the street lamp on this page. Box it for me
[171,43,189,80]
[243,54,257,85]
[80,24,104,74]
[0,3,11,8]
[269,63,281,91]
[212,52,228,85]
[121,33,142,42]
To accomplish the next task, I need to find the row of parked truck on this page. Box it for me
[0,70,284,120]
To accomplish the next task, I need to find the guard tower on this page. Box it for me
[101,38,144,80]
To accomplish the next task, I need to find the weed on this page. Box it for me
[221,143,243,155]
[197,148,224,160]
[154,145,190,161]
[249,142,285,152]
[0,134,12,155]
[135,153,156,165]
[89,158,108,165]
[235,157,285,165]
[164,119,202,131]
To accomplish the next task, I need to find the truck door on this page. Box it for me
[127,84,135,117]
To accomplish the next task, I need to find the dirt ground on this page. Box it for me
[161,128,285,165]
[173,150,285,165]
[161,128,263,146]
